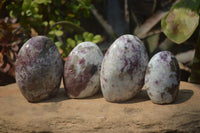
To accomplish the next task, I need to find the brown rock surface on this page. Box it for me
[0,81,200,133]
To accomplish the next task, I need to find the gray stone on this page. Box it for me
[101,34,149,102]
[15,36,63,102]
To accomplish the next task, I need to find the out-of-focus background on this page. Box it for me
[0,0,199,85]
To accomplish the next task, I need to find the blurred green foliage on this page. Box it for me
[3,0,102,58]
[6,0,92,34]
[56,32,102,57]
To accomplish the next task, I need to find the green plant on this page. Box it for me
[56,32,102,58]
[3,0,102,59]
[161,0,200,84]
[6,0,92,34]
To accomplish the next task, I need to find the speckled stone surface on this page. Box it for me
[101,34,149,102]
[145,51,180,104]
[63,42,104,98]
[15,36,63,102]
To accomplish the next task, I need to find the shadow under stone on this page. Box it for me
[119,89,150,104]
[41,87,69,103]
[40,88,193,104]
[173,89,194,104]
[41,88,103,103]
[118,88,194,105]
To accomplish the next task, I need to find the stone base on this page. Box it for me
[0,81,200,132]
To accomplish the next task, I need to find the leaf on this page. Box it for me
[77,40,82,44]
[146,34,159,53]
[67,38,76,48]
[161,0,200,44]
[83,32,89,40]
[33,0,51,5]
[49,20,55,26]
[67,13,75,18]
[22,0,32,10]
[26,10,32,16]
[55,41,62,48]
[48,29,63,37]
[42,21,48,27]
[74,34,83,42]
[84,33,93,41]
[92,35,101,43]
[88,33,94,41]
[9,10,15,18]
[55,30,63,36]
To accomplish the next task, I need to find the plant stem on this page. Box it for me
[189,30,200,84]
[50,21,86,34]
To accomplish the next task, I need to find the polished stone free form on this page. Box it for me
[63,42,104,98]
[145,51,180,104]
[101,34,149,102]
[15,36,63,102]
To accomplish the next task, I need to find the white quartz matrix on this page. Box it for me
[145,51,180,104]
[101,34,149,102]
[64,42,104,98]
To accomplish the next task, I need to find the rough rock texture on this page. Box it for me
[145,51,180,104]
[64,42,103,98]
[101,34,149,102]
[15,36,63,102]
[0,81,200,133]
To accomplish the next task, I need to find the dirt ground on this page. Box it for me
[0,81,200,133]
